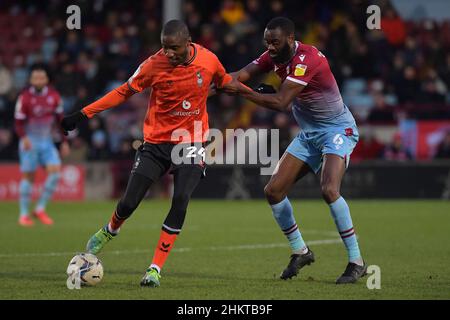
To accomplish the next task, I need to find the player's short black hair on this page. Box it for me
[29,63,50,78]
[266,17,295,36]
[161,19,190,40]
[30,63,48,74]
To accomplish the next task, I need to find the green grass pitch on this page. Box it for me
[0,200,449,299]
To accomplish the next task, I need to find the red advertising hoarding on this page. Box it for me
[417,121,450,160]
[401,120,450,160]
[0,164,84,200]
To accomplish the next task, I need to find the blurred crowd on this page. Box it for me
[0,0,449,163]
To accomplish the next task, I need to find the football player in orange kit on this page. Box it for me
[61,20,232,287]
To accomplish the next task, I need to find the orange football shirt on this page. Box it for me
[82,43,231,144]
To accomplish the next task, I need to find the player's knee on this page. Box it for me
[116,197,139,219]
[47,165,61,174]
[23,172,35,182]
[264,184,285,204]
[165,194,190,230]
[171,193,190,211]
[321,184,340,203]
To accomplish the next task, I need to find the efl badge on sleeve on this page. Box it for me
[294,64,307,76]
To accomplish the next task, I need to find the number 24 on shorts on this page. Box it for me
[185,146,206,160]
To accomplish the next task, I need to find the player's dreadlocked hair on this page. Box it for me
[266,17,295,36]
[161,19,190,40]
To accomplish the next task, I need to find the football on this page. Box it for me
[66,253,104,287]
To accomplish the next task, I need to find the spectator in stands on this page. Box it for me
[0,61,13,95]
[245,0,270,29]
[86,117,109,160]
[381,7,406,47]
[382,132,413,161]
[435,131,450,159]
[70,86,91,115]
[0,0,449,163]
[64,136,88,163]
[269,0,287,17]
[350,43,375,79]
[395,66,421,104]
[88,130,109,160]
[0,128,16,160]
[220,0,246,26]
[439,53,450,91]
[273,112,292,154]
[367,93,396,123]
[420,68,447,104]
[351,130,385,161]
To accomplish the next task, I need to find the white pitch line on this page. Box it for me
[205,238,342,251]
[0,238,341,258]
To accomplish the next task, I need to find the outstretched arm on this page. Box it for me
[217,62,266,95]
[230,62,264,83]
[61,83,135,135]
[62,55,154,134]
[82,83,135,117]
[225,78,305,112]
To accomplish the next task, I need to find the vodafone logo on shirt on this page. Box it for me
[182,100,191,110]
[170,100,200,116]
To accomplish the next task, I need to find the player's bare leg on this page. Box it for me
[19,171,35,226]
[320,154,366,284]
[265,153,310,205]
[33,164,61,225]
[264,152,315,279]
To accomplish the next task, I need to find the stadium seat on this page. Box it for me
[343,78,367,94]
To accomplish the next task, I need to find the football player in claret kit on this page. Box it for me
[15,65,70,227]
[62,20,232,287]
[224,17,367,284]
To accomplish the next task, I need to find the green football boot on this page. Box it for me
[86,225,116,255]
[140,267,161,287]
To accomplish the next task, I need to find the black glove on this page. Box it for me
[254,83,276,94]
[61,111,88,135]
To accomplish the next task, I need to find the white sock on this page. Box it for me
[351,257,364,266]
[107,223,120,235]
[293,246,309,255]
[150,264,161,273]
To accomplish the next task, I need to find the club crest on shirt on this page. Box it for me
[47,96,55,105]
[196,71,203,87]
[33,105,44,116]
[294,64,307,76]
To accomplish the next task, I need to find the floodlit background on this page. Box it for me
[0,0,449,199]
